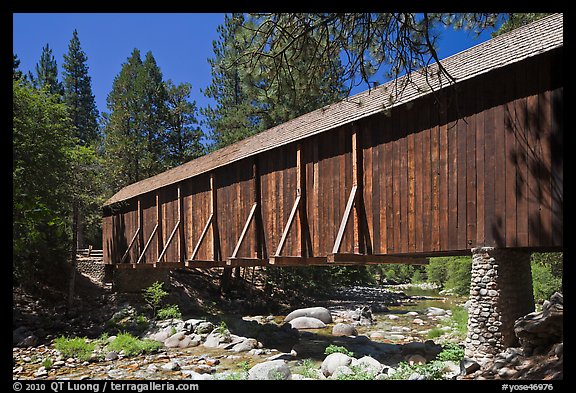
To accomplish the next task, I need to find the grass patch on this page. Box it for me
[106,332,161,356]
[449,306,468,336]
[54,336,96,361]
[427,327,444,339]
[437,343,465,362]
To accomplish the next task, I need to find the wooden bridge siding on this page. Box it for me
[260,144,299,257]
[102,49,562,265]
[214,158,259,259]
[182,173,212,261]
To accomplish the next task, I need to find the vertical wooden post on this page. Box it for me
[178,184,184,263]
[253,159,262,259]
[210,173,218,261]
[137,197,143,262]
[156,192,162,265]
[352,125,362,254]
[296,143,306,257]
[312,138,319,256]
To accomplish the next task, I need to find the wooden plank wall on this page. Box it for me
[103,49,563,264]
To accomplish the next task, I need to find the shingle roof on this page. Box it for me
[105,13,563,206]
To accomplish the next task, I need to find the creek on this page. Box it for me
[13,284,468,380]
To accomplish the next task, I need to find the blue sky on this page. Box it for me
[13,13,499,129]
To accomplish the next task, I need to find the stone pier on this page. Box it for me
[465,247,534,362]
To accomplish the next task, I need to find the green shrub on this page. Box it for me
[445,257,472,295]
[42,357,53,369]
[106,332,161,356]
[324,344,353,357]
[425,259,448,288]
[298,359,319,379]
[531,253,562,303]
[156,304,182,320]
[387,361,445,380]
[143,281,168,317]
[215,321,229,335]
[54,336,96,361]
[437,343,465,361]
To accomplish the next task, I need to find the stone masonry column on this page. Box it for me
[465,247,534,363]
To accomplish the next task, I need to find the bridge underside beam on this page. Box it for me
[269,256,329,266]
[327,253,429,265]
[226,257,267,267]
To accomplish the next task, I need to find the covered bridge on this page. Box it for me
[103,14,563,361]
[103,14,562,268]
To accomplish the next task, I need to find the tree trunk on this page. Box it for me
[68,202,79,309]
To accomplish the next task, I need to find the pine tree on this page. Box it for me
[203,13,258,150]
[165,80,204,167]
[33,43,63,96]
[140,51,169,177]
[103,49,145,188]
[62,29,100,145]
[203,13,347,150]
[103,49,173,189]
[13,53,23,80]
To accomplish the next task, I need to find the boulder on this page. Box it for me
[460,358,481,375]
[231,338,259,352]
[195,321,215,335]
[105,351,119,361]
[441,360,461,380]
[426,306,447,316]
[331,365,354,379]
[247,360,291,380]
[321,352,353,377]
[182,319,205,333]
[164,332,185,348]
[288,316,326,329]
[203,331,231,348]
[353,356,384,375]
[161,361,181,372]
[284,307,333,324]
[514,292,563,355]
[332,323,357,337]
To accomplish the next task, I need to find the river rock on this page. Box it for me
[105,351,119,361]
[353,355,384,375]
[34,366,48,378]
[332,323,357,336]
[321,352,353,377]
[460,358,481,375]
[288,316,326,329]
[247,360,291,380]
[284,307,333,324]
[331,365,354,379]
[426,306,447,316]
[203,331,231,348]
[164,332,185,348]
[514,292,563,355]
[161,361,181,371]
[441,360,461,380]
[195,321,215,335]
[231,338,259,352]
[387,314,400,320]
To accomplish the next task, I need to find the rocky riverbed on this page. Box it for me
[13,279,562,380]
[13,283,469,380]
